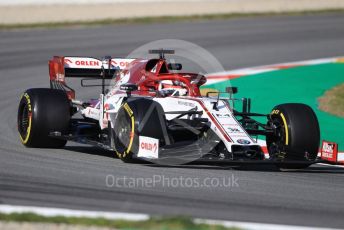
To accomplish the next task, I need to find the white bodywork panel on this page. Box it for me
[80,93,258,154]
[153,97,256,152]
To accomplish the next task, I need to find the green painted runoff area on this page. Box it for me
[205,63,344,150]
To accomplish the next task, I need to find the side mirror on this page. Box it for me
[120,83,138,97]
[167,63,182,71]
[226,87,238,94]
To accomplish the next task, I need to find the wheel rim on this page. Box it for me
[267,117,287,160]
[115,110,132,153]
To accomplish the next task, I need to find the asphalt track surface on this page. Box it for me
[1,14,344,228]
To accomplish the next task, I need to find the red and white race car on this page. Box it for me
[17,49,321,168]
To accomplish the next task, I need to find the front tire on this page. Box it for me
[17,88,70,148]
[113,98,167,162]
[266,103,320,169]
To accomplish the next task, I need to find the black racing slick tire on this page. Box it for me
[266,103,320,169]
[17,88,70,148]
[113,98,167,163]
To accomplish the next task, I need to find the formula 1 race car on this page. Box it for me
[17,49,320,169]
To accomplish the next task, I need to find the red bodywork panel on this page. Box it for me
[112,59,206,97]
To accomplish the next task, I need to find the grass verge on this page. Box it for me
[0,212,240,230]
[318,83,344,117]
[1,9,344,30]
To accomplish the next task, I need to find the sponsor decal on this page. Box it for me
[64,58,100,66]
[75,60,100,66]
[271,109,280,115]
[23,93,32,112]
[237,139,251,145]
[123,103,133,116]
[177,101,195,107]
[231,135,250,138]
[64,58,101,68]
[138,136,159,159]
[215,113,230,118]
[63,57,135,69]
[111,60,131,68]
[321,140,338,162]
[226,127,241,133]
[56,73,64,81]
[64,58,72,64]
[85,108,100,118]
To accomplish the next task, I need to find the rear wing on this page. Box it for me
[49,56,136,99]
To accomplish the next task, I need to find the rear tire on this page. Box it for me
[17,88,70,148]
[266,103,320,169]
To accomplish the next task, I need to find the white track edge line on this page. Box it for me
[206,56,344,77]
[0,204,149,221]
[0,204,341,230]
[195,219,340,230]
